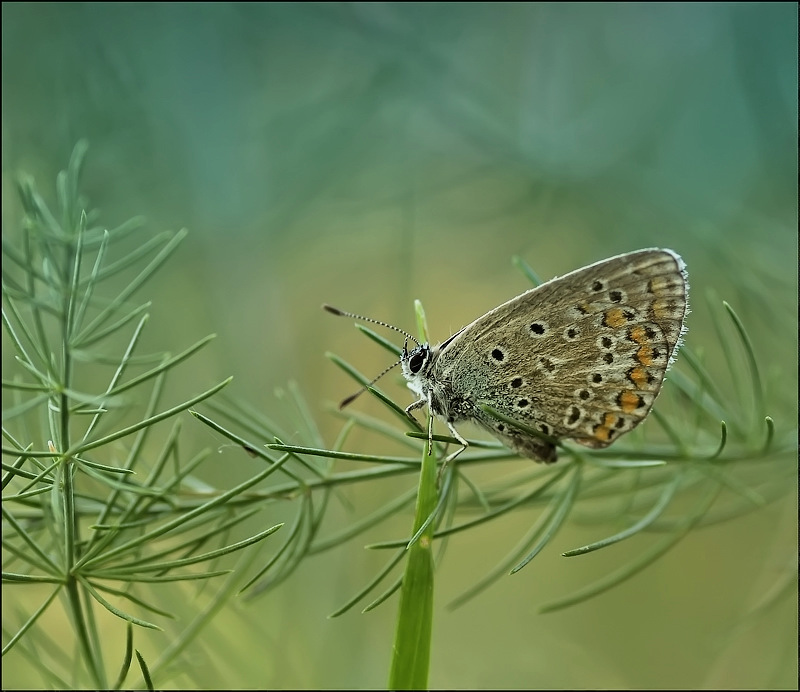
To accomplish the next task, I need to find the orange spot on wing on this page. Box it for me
[619,391,641,414]
[593,412,618,442]
[628,366,650,388]
[603,308,626,328]
[636,344,654,366]
[629,326,646,344]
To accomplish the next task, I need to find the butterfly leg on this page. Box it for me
[443,421,468,463]
[406,393,437,458]
[422,392,436,456]
[406,395,467,484]
[405,398,427,415]
[434,421,468,485]
[404,397,426,429]
[404,397,428,452]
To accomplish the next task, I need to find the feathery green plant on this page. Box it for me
[2,143,286,689]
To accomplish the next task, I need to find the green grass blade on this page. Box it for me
[110,623,134,690]
[72,376,231,456]
[512,255,544,286]
[562,471,683,557]
[723,300,765,421]
[328,548,407,618]
[540,480,721,613]
[78,576,161,630]
[511,464,582,573]
[0,585,62,656]
[135,649,154,691]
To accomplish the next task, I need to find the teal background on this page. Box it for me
[2,3,797,688]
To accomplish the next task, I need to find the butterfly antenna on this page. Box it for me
[337,357,404,409]
[322,304,420,346]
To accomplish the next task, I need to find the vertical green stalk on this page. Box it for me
[388,431,437,690]
[55,172,105,687]
[388,300,437,690]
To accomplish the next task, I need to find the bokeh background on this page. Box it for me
[2,3,797,689]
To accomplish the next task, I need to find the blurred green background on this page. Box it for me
[2,2,797,689]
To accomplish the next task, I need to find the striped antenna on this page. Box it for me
[337,357,403,409]
[322,304,419,346]
[323,304,418,408]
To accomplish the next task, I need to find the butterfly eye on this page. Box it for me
[409,352,425,374]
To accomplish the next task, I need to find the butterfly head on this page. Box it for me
[401,340,434,396]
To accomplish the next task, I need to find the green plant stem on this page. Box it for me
[388,428,437,689]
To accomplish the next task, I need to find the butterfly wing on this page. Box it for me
[430,248,688,458]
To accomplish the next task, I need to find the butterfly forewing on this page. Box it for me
[431,249,688,455]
